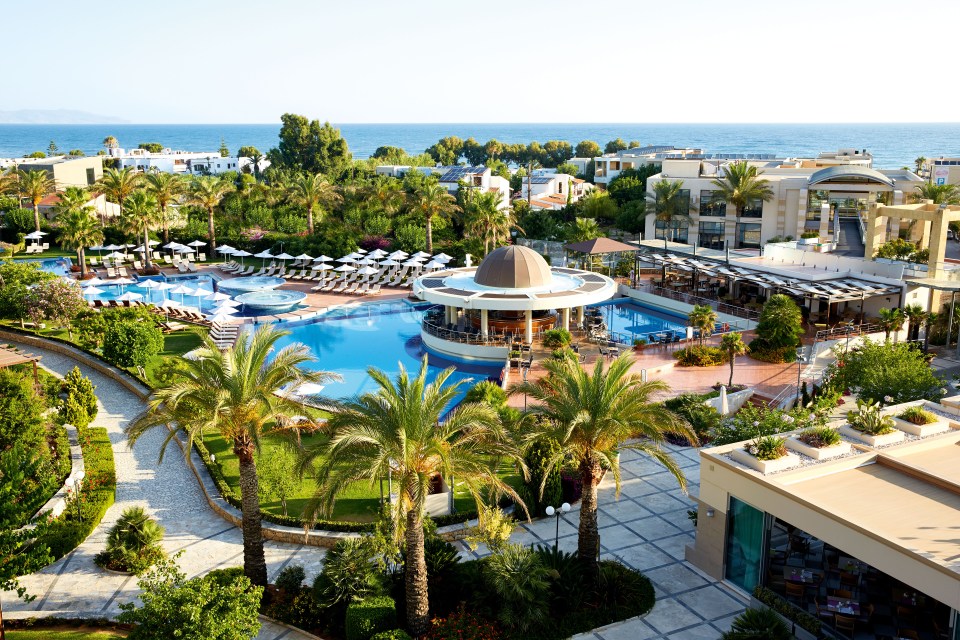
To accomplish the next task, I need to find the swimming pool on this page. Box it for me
[15,257,73,276]
[590,299,689,343]
[272,300,501,402]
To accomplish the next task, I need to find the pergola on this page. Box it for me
[0,344,41,385]
[564,237,638,275]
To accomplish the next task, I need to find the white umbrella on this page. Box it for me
[109,276,135,293]
[402,260,423,267]
[168,284,195,304]
[311,263,332,271]
[207,309,238,323]
[231,249,250,266]
[355,248,367,254]
[314,255,333,263]
[368,249,388,259]
[162,242,181,249]
[357,266,378,276]
[213,298,241,308]
[275,252,294,261]
[104,244,123,251]
[146,239,160,246]
[158,298,182,309]
[156,281,176,292]
[388,250,408,257]
[216,245,236,254]
[80,277,105,287]
[24,231,48,240]
[294,253,313,261]
[357,258,375,265]
[188,240,207,247]
[423,260,443,270]
[183,348,206,361]
[176,246,195,254]
[337,255,357,263]
[433,253,453,263]
[116,291,143,302]
[105,251,126,259]
[334,264,356,272]
[138,278,163,302]
[254,250,274,258]
[192,286,214,297]
[720,386,729,416]
[379,259,399,267]
[81,286,105,297]
[407,255,426,262]
[206,291,233,302]
[411,251,431,259]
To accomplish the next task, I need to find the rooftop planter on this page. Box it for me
[729,435,800,474]
[840,399,904,447]
[891,405,951,437]
[786,426,851,460]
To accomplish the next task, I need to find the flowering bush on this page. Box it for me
[713,402,825,446]
[241,226,266,241]
[427,610,503,640]
[797,426,842,448]
[847,399,896,435]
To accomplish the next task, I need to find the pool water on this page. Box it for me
[16,257,73,276]
[591,299,688,342]
[272,300,501,402]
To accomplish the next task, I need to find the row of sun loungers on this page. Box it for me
[24,243,50,254]
[209,321,240,349]
[311,281,382,296]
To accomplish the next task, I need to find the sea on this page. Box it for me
[2,123,959,170]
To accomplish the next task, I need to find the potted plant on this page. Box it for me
[799,231,820,245]
[632,337,647,351]
[730,435,800,474]
[892,404,951,437]
[840,398,904,446]
[787,425,851,460]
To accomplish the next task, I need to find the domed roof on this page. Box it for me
[473,245,553,289]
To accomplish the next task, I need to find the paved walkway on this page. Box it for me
[0,340,322,640]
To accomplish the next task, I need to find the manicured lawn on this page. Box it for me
[203,429,522,523]
[7,628,127,639]
[143,329,204,386]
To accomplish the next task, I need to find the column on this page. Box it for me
[480,309,488,338]
[578,306,586,329]
[864,203,887,259]
[524,310,533,344]
[561,307,570,331]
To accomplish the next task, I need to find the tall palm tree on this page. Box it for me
[878,307,906,342]
[288,172,341,235]
[465,191,520,255]
[914,182,960,206]
[688,304,718,347]
[56,193,102,279]
[0,168,19,196]
[512,355,694,577]
[96,167,141,219]
[568,217,600,243]
[102,136,119,153]
[127,325,338,587]
[720,332,748,387]
[121,191,163,270]
[186,176,234,251]
[367,175,406,216]
[902,304,927,342]
[304,358,524,636]
[914,156,926,176]
[710,160,774,219]
[17,169,56,232]
[143,172,184,243]
[413,182,460,254]
[646,179,693,243]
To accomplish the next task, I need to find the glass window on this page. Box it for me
[655,217,688,243]
[725,497,765,592]
[698,221,724,250]
[807,190,828,221]
[700,190,726,217]
[677,188,691,213]
[741,197,764,218]
[85,168,95,185]
[736,223,761,249]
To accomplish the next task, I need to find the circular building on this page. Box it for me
[414,245,617,362]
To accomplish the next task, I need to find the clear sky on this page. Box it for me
[8,0,959,124]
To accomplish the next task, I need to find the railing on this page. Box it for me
[643,284,761,321]
[814,322,882,342]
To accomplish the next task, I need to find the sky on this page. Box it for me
[8,0,960,124]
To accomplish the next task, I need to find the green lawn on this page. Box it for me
[143,329,204,386]
[203,429,522,523]
[7,627,126,639]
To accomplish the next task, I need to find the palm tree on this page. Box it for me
[720,332,748,387]
[367,175,406,216]
[710,160,774,219]
[143,172,184,243]
[121,191,163,270]
[512,354,694,577]
[878,307,906,342]
[304,358,524,636]
[914,156,926,176]
[0,168,19,196]
[185,176,234,251]
[127,325,338,587]
[465,191,520,255]
[413,182,460,254]
[56,194,103,279]
[646,179,693,243]
[914,182,960,206]
[108,506,164,555]
[688,304,718,347]
[288,172,341,235]
[96,167,141,218]
[568,217,600,243]
[17,169,56,232]
[102,136,119,153]
[902,304,927,342]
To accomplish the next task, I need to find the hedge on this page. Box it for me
[345,595,397,640]
[752,585,821,636]
[371,630,413,640]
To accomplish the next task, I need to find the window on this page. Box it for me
[736,223,761,249]
[655,217,689,243]
[741,197,764,218]
[677,188,691,213]
[724,497,765,593]
[807,190,828,220]
[558,181,563,194]
[85,168,95,185]
[698,221,724,250]
[700,190,726,216]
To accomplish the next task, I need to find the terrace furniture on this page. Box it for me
[785,581,806,606]
[198,253,206,261]
[163,256,173,264]
[355,283,369,295]
[105,267,118,278]
[344,283,359,295]
[366,284,381,296]
[833,613,856,636]
[331,282,347,294]
[133,261,144,270]
[177,263,189,273]
[186,262,198,273]
[153,251,163,261]
[829,588,853,600]
[117,267,129,277]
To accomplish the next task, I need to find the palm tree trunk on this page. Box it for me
[307,204,315,235]
[405,505,430,636]
[143,229,152,270]
[207,206,217,252]
[235,439,268,587]
[33,204,40,233]
[728,357,735,387]
[577,455,602,580]
[425,215,434,254]
[162,205,169,243]
[79,248,86,279]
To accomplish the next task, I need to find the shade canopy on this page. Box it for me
[138,279,163,289]
[216,245,236,253]
[81,286,105,296]
[232,250,251,257]
[188,240,207,247]
[254,250,274,259]
[275,252,294,260]
[116,292,143,301]
[473,245,552,289]
[334,264,356,272]
[564,237,638,255]
[294,253,313,260]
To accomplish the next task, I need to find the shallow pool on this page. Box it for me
[591,299,688,343]
[16,257,73,276]
[272,301,501,402]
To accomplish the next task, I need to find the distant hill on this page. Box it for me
[0,109,129,124]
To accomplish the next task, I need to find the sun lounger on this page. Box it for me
[331,282,347,294]
[344,283,359,295]
[355,284,369,296]
[117,267,129,277]
[186,262,198,273]
[367,284,381,296]
[132,261,143,270]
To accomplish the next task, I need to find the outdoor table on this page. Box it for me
[826,597,860,617]
[784,567,817,584]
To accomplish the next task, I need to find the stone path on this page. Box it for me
[456,444,745,640]
[0,340,322,640]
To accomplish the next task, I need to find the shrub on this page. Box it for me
[516,437,564,519]
[345,595,397,640]
[103,320,164,369]
[800,230,820,239]
[533,545,585,611]
[847,399,896,435]
[752,585,821,636]
[371,630,413,640]
[313,537,387,608]
[747,435,787,461]
[797,426,841,448]
[484,544,550,634]
[463,380,508,408]
[752,294,803,353]
[747,345,795,364]
[0,368,45,451]
[59,394,91,430]
[674,345,727,367]
[95,506,165,574]
[426,610,503,640]
[898,406,937,425]
[832,339,945,403]
[721,606,791,640]
[552,347,576,361]
[205,566,246,586]
[541,329,571,349]
[275,564,306,593]
[663,393,721,445]
[595,560,655,617]
[63,366,98,421]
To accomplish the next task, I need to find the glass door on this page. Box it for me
[724,497,765,593]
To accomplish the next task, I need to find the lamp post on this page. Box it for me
[795,346,805,403]
[544,502,570,551]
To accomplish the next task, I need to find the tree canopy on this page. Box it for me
[268,113,352,177]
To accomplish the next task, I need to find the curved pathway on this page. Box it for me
[0,340,323,639]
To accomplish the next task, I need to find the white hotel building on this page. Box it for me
[109,148,269,176]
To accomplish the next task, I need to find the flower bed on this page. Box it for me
[891,404,952,437]
[786,426,851,460]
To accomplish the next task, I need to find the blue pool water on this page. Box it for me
[272,300,501,402]
[16,257,73,276]
[591,299,688,343]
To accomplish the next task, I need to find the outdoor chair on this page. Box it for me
[834,613,856,637]
[117,267,129,277]
[785,581,806,606]
[367,284,381,296]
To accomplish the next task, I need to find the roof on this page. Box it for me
[808,165,896,188]
[0,345,40,369]
[474,245,553,289]
[439,165,486,182]
[565,237,639,255]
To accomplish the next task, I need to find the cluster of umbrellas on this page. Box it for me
[25,230,48,245]
[78,275,240,321]
[88,240,207,257]
[215,245,454,279]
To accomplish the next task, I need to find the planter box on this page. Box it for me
[729,448,801,474]
[891,416,951,437]
[798,236,820,245]
[786,436,852,460]
[839,424,904,447]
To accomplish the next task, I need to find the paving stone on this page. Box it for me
[643,597,706,635]
[644,562,709,595]
[628,516,684,542]
[675,585,744,620]
[598,524,644,551]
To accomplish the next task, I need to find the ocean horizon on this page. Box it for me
[2,122,959,169]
